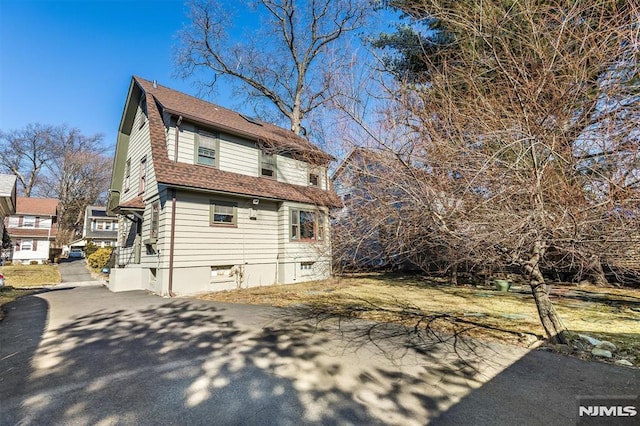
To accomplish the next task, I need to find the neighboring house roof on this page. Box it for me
[0,174,17,218]
[332,147,389,181]
[8,228,55,239]
[15,197,58,216]
[0,174,16,197]
[128,76,341,208]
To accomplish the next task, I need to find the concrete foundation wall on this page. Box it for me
[108,267,147,292]
[108,259,332,296]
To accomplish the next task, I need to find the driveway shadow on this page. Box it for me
[4,296,436,424]
[0,290,50,419]
[3,289,636,425]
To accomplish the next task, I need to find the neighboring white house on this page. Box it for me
[106,76,341,296]
[6,197,58,264]
[0,174,17,260]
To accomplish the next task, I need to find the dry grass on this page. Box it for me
[198,273,640,362]
[0,264,62,287]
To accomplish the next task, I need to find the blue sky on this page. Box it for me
[0,0,235,150]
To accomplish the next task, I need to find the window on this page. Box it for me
[22,215,36,228]
[300,262,314,271]
[211,265,234,278]
[260,153,277,178]
[138,96,147,129]
[139,157,147,195]
[104,221,112,231]
[290,209,325,241]
[210,201,237,226]
[124,159,131,192]
[96,220,103,230]
[20,240,34,251]
[197,131,218,166]
[150,202,159,240]
[309,172,319,187]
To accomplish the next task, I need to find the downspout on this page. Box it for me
[167,116,181,296]
[168,188,177,297]
[174,115,182,162]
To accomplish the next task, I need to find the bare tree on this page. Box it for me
[176,0,369,135]
[41,127,111,244]
[0,124,111,244]
[338,0,640,344]
[0,123,57,196]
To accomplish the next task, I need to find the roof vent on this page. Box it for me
[153,80,158,88]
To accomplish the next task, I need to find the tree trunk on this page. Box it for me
[450,263,458,286]
[584,255,608,286]
[529,264,568,344]
[521,241,568,344]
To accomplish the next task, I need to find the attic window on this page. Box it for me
[260,153,277,178]
[239,114,263,126]
[196,131,218,167]
[137,96,147,129]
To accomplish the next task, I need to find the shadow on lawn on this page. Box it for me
[278,303,639,425]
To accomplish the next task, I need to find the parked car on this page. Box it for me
[0,272,4,287]
[68,248,85,258]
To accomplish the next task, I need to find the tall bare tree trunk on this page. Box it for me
[529,267,568,345]
[521,240,568,344]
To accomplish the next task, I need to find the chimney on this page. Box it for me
[153,80,158,88]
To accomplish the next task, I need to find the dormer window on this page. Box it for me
[309,172,319,187]
[196,131,218,167]
[260,153,277,178]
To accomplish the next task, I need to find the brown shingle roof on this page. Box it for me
[135,77,330,160]
[117,195,145,211]
[7,228,56,239]
[133,76,341,208]
[15,197,58,215]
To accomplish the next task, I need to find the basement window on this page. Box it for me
[211,265,234,278]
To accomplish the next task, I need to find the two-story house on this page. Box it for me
[0,175,17,254]
[82,205,118,248]
[107,76,341,296]
[6,197,58,264]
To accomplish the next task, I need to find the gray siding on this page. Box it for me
[170,191,279,268]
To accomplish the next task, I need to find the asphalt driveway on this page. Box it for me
[57,257,95,283]
[0,286,637,425]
